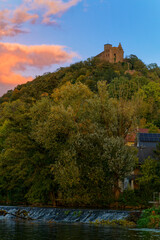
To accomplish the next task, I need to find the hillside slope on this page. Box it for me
[0,55,159,206]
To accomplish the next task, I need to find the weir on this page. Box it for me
[0,206,130,223]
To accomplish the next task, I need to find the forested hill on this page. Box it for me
[0,54,159,207]
[0,55,160,128]
[0,55,148,103]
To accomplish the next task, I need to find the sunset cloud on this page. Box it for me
[0,42,78,85]
[0,0,81,38]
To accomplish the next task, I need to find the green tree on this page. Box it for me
[125,55,147,73]
[103,137,136,200]
[98,81,137,138]
[138,158,160,200]
[154,143,160,160]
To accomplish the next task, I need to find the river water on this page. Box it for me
[0,221,160,240]
[0,206,160,240]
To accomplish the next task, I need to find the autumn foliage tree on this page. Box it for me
[0,57,159,206]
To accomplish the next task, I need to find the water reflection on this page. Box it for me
[0,220,160,240]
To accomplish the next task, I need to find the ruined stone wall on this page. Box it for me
[96,43,124,63]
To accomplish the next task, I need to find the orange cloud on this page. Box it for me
[31,0,82,24]
[12,7,39,25]
[0,0,81,38]
[0,42,78,85]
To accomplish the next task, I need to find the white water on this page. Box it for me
[0,206,130,223]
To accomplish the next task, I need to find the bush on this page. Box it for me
[137,207,160,228]
[137,217,150,228]
[91,219,136,227]
[119,190,140,206]
[119,189,152,207]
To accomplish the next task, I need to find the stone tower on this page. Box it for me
[96,43,124,63]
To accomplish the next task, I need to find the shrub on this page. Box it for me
[119,190,140,206]
[137,207,160,228]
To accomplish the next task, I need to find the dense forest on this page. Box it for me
[0,55,160,207]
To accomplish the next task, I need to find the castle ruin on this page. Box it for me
[96,43,124,63]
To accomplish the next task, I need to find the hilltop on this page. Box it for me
[0,55,160,128]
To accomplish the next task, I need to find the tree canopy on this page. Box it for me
[0,56,159,207]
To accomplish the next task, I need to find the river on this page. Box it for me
[0,221,160,240]
[0,206,160,240]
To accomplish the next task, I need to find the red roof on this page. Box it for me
[126,132,136,142]
[138,128,149,133]
[126,128,149,142]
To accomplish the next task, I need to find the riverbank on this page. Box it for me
[90,211,142,228]
[136,206,160,228]
[90,207,160,229]
[0,199,149,210]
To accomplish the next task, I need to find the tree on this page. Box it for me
[138,158,160,201]
[51,81,93,109]
[68,128,113,206]
[51,150,80,205]
[0,99,57,205]
[103,137,136,200]
[125,55,147,72]
[0,100,34,203]
[142,82,160,127]
[97,81,137,138]
[154,143,160,160]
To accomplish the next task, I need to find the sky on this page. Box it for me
[0,0,160,96]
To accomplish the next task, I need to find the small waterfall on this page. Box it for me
[0,206,130,223]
